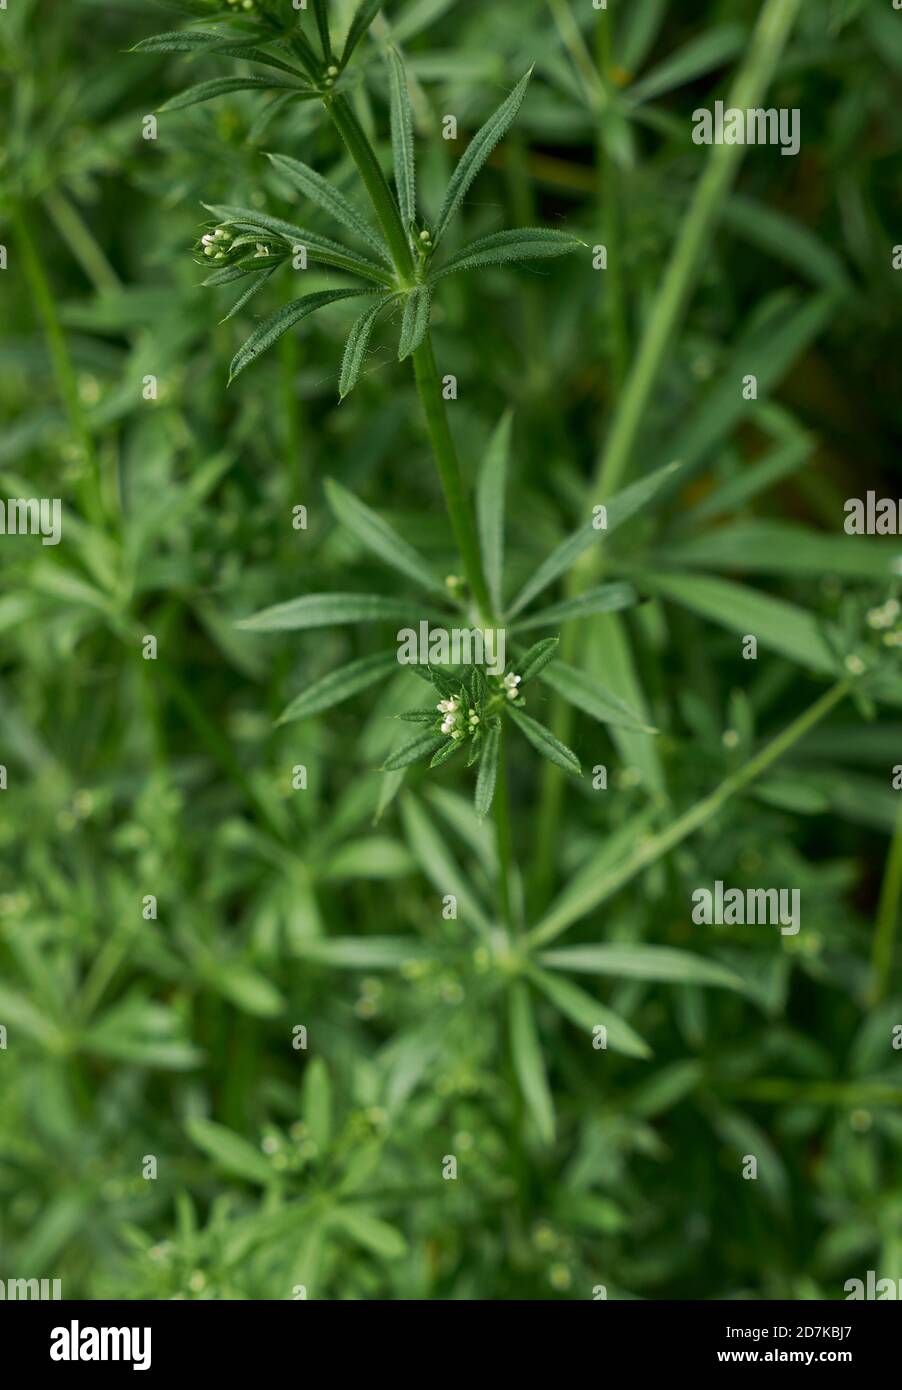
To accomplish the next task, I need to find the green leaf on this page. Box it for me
[723,195,851,293]
[528,965,652,1060]
[476,411,511,615]
[132,31,306,76]
[228,289,370,382]
[340,0,383,69]
[266,153,390,263]
[291,937,429,969]
[382,731,446,770]
[221,266,278,321]
[511,582,639,632]
[160,76,316,112]
[517,636,559,684]
[539,944,743,991]
[339,296,392,397]
[507,705,581,776]
[205,204,393,285]
[185,1118,274,1185]
[203,963,284,1018]
[474,721,500,820]
[329,1207,407,1259]
[311,0,333,62]
[400,794,491,933]
[643,572,839,674]
[625,23,747,104]
[433,68,533,248]
[508,461,682,617]
[429,738,463,768]
[509,982,555,1144]
[238,592,441,632]
[398,285,432,360]
[277,651,398,724]
[431,227,582,281]
[655,522,902,581]
[387,46,416,231]
[537,658,656,733]
[324,477,445,592]
[302,1058,332,1151]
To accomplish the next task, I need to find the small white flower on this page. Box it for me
[255,243,270,258]
[845,653,866,675]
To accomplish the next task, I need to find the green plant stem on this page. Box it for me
[325,94,415,283]
[12,200,104,525]
[494,721,515,933]
[528,680,850,949]
[594,0,804,499]
[411,336,494,622]
[871,793,902,1003]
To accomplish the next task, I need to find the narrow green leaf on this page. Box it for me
[311,0,333,61]
[508,461,682,617]
[133,30,306,76]
[185,1118,274,1186]
[474,722,500,820]
[655,523,902,582]
[387,46,416,231]
[398,285,432,360]
[329,1207,407,1259]
[205,204,393,285]
[433,68,533,247]
[228,289,369,382]
[339,297,391,398]
[507,705,581,776]
[238,592,441,632]
[302,1057,332,1150]
[431,227,582,281]
[160,76,316,111]
[528,965,652,1060]
[540,944,743,991]
[221,266,278,321]
[476,410,511,614]
[266,153,390,263]
[509,982,555,1144]
[277,651,398,724]
[625,23,747,104]
[383,731,446,770]
[517,636,559,684]
[511,582,639,632]
[324,477,445,593]
[537,658,656,733]
[291,936,429,969]
[400,794,491,933]
[340,0,383,69]
[429,738,463,768]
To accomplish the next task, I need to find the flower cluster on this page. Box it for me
[867,597,902,647]
[437,696,481,740]
[199,228,233,262]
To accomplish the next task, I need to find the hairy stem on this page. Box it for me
[411,337,494,622]
[494,721,515,933]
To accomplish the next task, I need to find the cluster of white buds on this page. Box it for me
[437,697,460,736]
[224,0,255,12]
[503,672,522,700]
[201,228,232,260]
[867,598,900,631]
[323,64,339,86]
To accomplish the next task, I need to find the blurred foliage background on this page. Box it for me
[1,0,902,1299]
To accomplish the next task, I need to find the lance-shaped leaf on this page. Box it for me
[508,460,682,617]
[509,983,555,1144]
[433,68,533,248]
[507,705,581,776]
[339,296,393,398]
[431,227,583,281]
[387,46,416,231]
[186,1118,275,1186]
[291,936,430,969]
[204,204,393,285]
[398,285,431,360]
[474,721,500,821]
[238,593,443,632]
[510,582,639,632]
[476,410,511,614]
[400,794,491,934]
[278,650,398,725]
[221,266,278,321]
[517,636,560,684]
[537,658,656,734]
[132,30,307,76]
[527,965,652,1060]
[340,0,383,70]
[160,75,317,111]
[538,944,743,992]
[311,0,333,62]
[430,738,463,769]
[266,153,391,263]
[383,731,447,770]
[228,288,370,382]
[324,476,446,593]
